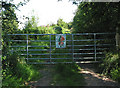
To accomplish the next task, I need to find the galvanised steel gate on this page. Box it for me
[8,33,115,64]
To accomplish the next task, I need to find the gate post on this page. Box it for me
[94,33,97,61]
[26,34,28,62]
[116,27,120,51]
[72,34,74,62]
[116,27,120,60]
[50,34,51,62]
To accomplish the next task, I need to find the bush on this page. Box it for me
[100,51,120,82]
[100,52,119,75]
[2,52,41,86]
[110,67,120,82]
[2,75,22,86]
[53,26,62,34]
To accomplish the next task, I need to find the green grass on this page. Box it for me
[51,63,86,86]
[2,63,43,87]
[2,53,43,87]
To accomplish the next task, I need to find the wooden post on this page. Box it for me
[116,27,120,51]
[116,27,120,62]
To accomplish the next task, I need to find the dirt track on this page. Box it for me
[79,63,120,87]
[28,66,53,87]
[28,64,120,87]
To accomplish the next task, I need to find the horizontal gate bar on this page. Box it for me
[73,39,106,41]
[12,49,27,51]
[7,33,115,36]
[51,49,72,51]
[7,34,72,36]
[73,48,108,50]
[10,40,27,42]
[13,49,49,52]
[74,57,104,59]
[27,53,72,55]
[20,52,103,56]
[73,39,93,42]
[10,44,114,48]
[28,49,49,51]
[10,46,26,47]
[52,53,72,55]
[29,40,49,42]
[8,34,53,35]
[27,58,72,59]
[51,40,72,42]
[27,61,101,64]
[9,38,114,42]
[74,52,103,55]
[10,45,51,47]
[29,40,73,42]
[18,56,103,59]
[27,49,72,51]
[15,48,107,52]
[21,53,72,55]
[8,34,71,36]
[20,54,49,55]
[8,34,27,35]
[73,33,115,35]
[74,49,94,50]
[28,45,49,47]
[28,54,50,55]
[51,45,95,47]
[11,48,108,52]
[75,61,101,64]
[10,45,49,47]
[74,53,94,55]
[70,44,114,47]
[27,62,73,64]
[9,40,73,42]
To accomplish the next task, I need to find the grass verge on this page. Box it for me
[51,63,86,86]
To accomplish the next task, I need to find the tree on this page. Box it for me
[2,1,21,60]
[2,1,19,34]
[23,15,39,33]
[57,18,68,28]
[72,2,120,33]
[68,22,72,29]
[1,0,30,83]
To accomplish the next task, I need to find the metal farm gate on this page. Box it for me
[8,33,115,64]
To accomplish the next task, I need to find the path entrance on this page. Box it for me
[26,64,120,87]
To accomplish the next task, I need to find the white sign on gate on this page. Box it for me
[56,34,66,48]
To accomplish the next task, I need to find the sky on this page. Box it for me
[14,0,78,29]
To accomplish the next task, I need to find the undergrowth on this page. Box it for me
[100,51,120,82]
[2,53,42,87]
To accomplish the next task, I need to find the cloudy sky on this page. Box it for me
[14,0,77,29]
